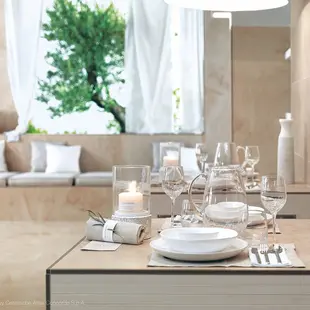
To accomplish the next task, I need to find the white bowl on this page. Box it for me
[206,202,247,222]
[217,201,245,211]
[162,227,220,241]
[160,227,238,253]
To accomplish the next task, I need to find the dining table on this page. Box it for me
[46,219,310,310]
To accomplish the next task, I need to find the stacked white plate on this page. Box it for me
[150,227,248,262]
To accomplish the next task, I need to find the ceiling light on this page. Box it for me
[164,0,289,12]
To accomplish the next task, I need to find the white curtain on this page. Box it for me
[4,0,43,141]
[179,8,204,133]
[125,0,172,134]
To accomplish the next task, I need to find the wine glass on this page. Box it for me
[244,146,260,186]
[161,166,186,227]
[195,143,208,172]
[214,142,241,167]
[260,175,287,244]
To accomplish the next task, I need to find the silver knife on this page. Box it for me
[251,247,262,264]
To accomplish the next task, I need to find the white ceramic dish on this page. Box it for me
[150,238,248,262]
[205,202,247,222]
[160,227,238,253]
[162,227,220,241]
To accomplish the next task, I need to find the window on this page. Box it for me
[29,0,204,134]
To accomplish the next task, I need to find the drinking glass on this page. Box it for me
[181,199,204,227]
[161,166,186,227]
[195,143,208,172]
[260,175,287,244]
[245,208,268,247]
[244,146,260,185]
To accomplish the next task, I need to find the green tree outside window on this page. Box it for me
[37,0,126,133]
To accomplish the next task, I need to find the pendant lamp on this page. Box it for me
[164,0,289,12]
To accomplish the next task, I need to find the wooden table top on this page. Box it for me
[48,219,310,275]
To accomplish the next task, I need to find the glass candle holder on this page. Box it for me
[159,142,181,167]
[112,165,151,217]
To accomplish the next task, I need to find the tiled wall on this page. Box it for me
[232,26,291,175]
[291,0,310,183]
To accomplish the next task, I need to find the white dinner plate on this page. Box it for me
[150,238,248,262]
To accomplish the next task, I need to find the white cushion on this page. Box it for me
[8,172,76,187]
[0,140,8,172]
[181,147,200,173]
[31,141,65,172]
[46,144,81,173]
[75,172,113,186]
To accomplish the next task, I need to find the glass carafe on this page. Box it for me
[189,166,248,233]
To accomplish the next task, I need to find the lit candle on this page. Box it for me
[118,181,143,212]
[163,156,179,167]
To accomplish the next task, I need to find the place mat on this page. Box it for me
[148,244,305,268]
[160,218,281,234]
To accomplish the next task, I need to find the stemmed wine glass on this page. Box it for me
[244,146,260,186]
[260,175,287,244]
[195,143,208,172]
[161,166,186,227]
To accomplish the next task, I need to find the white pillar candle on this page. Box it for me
[118,181,143,212]
[163,156,179,167]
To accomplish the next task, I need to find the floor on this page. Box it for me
[0,221,85,310]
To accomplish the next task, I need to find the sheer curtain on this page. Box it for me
[179,8,204,133]
[4,0,43,141]
[125,0,172,134]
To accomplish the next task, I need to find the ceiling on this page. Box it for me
[231,2,290,27]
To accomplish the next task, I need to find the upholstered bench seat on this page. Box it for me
[8,172,77,187]
[75,172,113,186]
[0,172,18,187]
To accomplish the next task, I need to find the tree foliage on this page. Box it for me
[26,121,48,134]
[37,0,126,132]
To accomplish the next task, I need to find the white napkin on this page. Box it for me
[249,245,292,267]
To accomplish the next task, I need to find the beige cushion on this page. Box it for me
[75,172,112,187]
[8,173,76,187]
[0,172,18,187]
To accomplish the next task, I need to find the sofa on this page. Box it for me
[0,134,202,222]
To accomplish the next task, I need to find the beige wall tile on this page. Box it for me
[291,81,305,158]
[291,1,310,184]
[291,0,310,82]
[232,27,290,175]
[295,153,306,183]
[203,12,232,159]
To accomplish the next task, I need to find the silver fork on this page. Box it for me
[259,243,270,265]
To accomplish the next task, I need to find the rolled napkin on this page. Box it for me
[86,218,146,245]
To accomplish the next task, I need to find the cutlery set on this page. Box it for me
[251,245,284,265]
